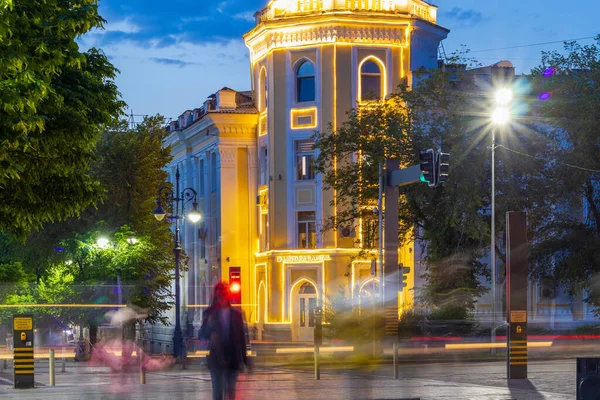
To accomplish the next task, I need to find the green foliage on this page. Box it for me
[0,0,124,237]
[323,287,385,349]
[0,116,175,327]
[528,36,600,314]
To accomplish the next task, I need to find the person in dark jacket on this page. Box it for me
[199,282,249,400]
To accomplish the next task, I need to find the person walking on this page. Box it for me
[200,282,249,400]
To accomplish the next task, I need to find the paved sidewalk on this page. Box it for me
[0,359,576,399]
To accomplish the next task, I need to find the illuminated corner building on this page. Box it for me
[157,88,258,346]
[244,0,448,341]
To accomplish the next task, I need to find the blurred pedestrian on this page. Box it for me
[199,282,249,400]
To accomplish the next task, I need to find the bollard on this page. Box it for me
[314,344,320,380]
[61,347,66,373]
[393,342,399,380]
[139,353,146,385]
[49,349,55,386]
[182,339,188,370]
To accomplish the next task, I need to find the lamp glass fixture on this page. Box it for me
[96,237,110,249]
[188,202,202,223]
[153,203,166,221]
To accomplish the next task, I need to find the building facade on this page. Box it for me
[160,0,448,343]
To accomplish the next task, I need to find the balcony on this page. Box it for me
[255,0,437,24]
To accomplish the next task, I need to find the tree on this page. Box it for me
[314,66,493,312]
[0,0,124,237]
[529,36,600,313]
[0,116,175,335]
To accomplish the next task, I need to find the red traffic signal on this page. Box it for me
[229,267,241,306]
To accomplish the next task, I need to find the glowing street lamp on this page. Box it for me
[153,166,202,360]
[490,88,512,353]
[96,237,110,249]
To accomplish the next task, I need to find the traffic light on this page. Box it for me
[419,149,436,187]
[229,267,241,306]
[399,263,410,291]
[436,152,450,186]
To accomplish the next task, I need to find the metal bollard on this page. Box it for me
[139,353,146,385]
[314,344,320,380]
[61,347,66,373]
[182,341,187,370]
[393,342,399,380]
[49,349,55,386]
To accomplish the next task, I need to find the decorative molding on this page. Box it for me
[219,148,237,167]
[249,23,408,62]
[215,125,256,138]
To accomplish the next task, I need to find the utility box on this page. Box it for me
[13,314,34,389]
[577,357,600,399]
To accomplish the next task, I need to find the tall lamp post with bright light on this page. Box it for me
[490,88,512,351]
[152,167,202,360]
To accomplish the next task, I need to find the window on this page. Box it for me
[360,59,382,101]
[295,139,315,180]
[199,159,205,196]
[259,147,268,186]
[297,211,316,249]
[210,152,217,191]
[296,60,315,103]
[259,68,267,110]
[259,213,268,252]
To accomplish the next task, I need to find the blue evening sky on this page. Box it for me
[79,0,599,121]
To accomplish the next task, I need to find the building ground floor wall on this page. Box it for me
[252,249,414,342]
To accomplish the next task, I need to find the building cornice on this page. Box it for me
[245,16,415,63]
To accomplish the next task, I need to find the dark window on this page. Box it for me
[297,211,316,249]
[199,159,205,196]
[361,60,382,100]
[295,139,315,180]
[211,152,218,191]
[296,61,316,103]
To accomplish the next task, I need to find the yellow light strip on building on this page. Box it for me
[332,43,338,248]
[251,41,409,66]
[255,248,365,258]
[290,107,318,130]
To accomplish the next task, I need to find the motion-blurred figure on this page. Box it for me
[200,282,249,400]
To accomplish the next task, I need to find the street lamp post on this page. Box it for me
[153,166,202,360]
[490,88,512,352]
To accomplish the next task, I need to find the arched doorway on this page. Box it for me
[293,282,317,341]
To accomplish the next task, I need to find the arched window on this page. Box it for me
[296,60,315,103]
[360,59,382,101]
[259,68,267,110]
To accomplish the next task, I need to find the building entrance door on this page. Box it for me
[297,283,317,342]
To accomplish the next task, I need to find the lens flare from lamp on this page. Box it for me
[492,108,510,125]
[230,282,241,293]
[539,92,552,101]
[543,67,556,77]
[495,88,513,106]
